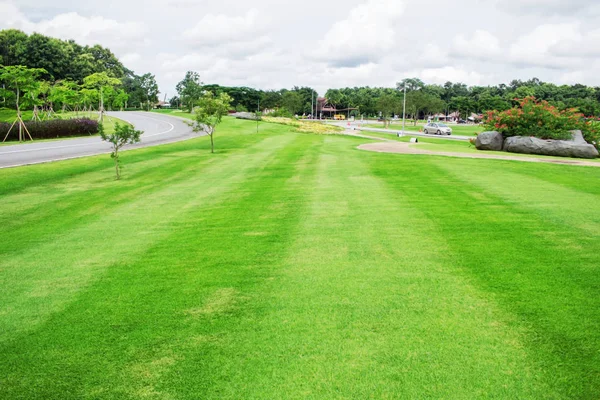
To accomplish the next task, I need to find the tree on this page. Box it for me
[377,93,401,128]
[325,89,345,113]
[281,91,303,115]
[397,78,425,92]
[0,65,46,141]
[99,122,143,180]
[139,73,159,111]
[83,72,121,123]
[192,91,232,154]
[176,71,203,112]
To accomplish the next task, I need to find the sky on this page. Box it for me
[2,0,600,98]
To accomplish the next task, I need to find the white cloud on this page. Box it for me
[0,3,148,53]
[311,0,405,67]
[183,9,264,47]
[453,30,502,60]
[418,66,486,85]
[508,23,581,69]
[550,28,600,58]
[496,0,596,15]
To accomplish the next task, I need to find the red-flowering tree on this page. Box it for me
[483,97,600,148]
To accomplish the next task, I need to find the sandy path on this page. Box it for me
[356,140,600,168]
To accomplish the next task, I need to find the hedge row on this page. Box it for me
[0,118,99,141]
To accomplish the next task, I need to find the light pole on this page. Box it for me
[402,84,407,136]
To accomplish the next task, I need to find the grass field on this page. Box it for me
[1,117,600,399]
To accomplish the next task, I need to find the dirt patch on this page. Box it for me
[185,288,238,316]
[357,141,600,168]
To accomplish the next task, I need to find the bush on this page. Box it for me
[484,97,600,148]
[0,118,99,141]
[269,108,293,118]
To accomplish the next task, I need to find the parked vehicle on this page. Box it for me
[457,119,467,124]
[423,123,452,135]
[334,114,346,120]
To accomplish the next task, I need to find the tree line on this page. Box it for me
[0,29,159,111]
[173,72,600,123]
[172,72,318,116]
[326,78,600,121]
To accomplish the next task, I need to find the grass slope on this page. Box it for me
[1,118,599,399]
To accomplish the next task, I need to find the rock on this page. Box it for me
[503,135,599,159]
[476,131,504,151]
[233,112,259,120]
[570,130,587,144]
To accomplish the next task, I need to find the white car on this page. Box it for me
[423,123,452,135]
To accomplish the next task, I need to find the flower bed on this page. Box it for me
[262,117,344,135]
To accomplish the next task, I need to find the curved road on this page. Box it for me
[328,121,473,141]
[0,112,199,169]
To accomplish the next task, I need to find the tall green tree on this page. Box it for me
[0,65,46,141]
[376,93,401,128]
[83,72,121,123]
[176,71,203,112]
[140,73,159,111]
[281,91,303,115]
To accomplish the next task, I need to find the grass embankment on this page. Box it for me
[151,108,196,120]
[1,118,600,398]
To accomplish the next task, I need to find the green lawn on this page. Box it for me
[1,118,599,399]
[151,108,196,120]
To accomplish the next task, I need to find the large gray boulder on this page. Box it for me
[503,130,599,159]
[476,131,504,151]
[233,112,259,120]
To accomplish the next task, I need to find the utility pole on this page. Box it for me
[311,92,314,120]
[257,98,260,134]
[402,84,407,136]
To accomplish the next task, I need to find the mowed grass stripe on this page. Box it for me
[0,128,298,344]
[370,155,600,398]
[0,132,323,399]
[165,136,556,399]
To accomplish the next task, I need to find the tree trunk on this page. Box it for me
[114,149,120,180]
[210,133,214,154]
[100,88,104,124]
[16,86,22,142]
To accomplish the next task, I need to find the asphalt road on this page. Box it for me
[327,121,472,141]
[0,112,199,169]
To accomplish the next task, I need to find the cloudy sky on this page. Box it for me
[2,0,600,97]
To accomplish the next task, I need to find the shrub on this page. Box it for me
[483,97,600,144]
[269,108,293,118]
[0,118,99,141]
